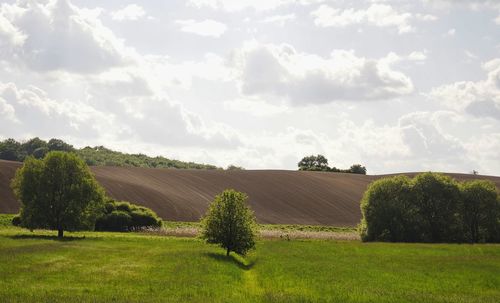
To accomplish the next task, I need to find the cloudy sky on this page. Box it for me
[0,0,499,175]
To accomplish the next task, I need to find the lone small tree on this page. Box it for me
[11,151,105,238]
[201,189,256,256]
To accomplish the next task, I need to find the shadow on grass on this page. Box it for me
[8,234,86,242]
[205,252,257,270]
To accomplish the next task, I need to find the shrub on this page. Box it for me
[95,200,162,232]
[201,189,257,256]
[12,215,21,226]
[96,211,132,232]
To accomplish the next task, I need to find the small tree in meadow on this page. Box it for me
[11,151,105,238]
[201,189,257,256]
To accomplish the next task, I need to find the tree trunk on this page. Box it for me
[226,248,230,257]
[58,229,64,238]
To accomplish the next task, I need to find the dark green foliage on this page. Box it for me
[412,173,462,242]
[201,189,257,256]
[47,139,75,152]
[349,164,367,175]
[359,176,420,242]
[0,138,219,169]
[11,151,106,237]
[20,137,47,157]
[76,146,219,169]
[0,138,22,161]
[11,215,21,227]
[298,155,367,174]
[460,180,500,243]
[32,147,48,159]
[95,200,162,232]
[360,172,500,243]
[298,154,330,171]
[226,164,245,170]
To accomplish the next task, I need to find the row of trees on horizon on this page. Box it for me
[298,154,367,175]
[0,137,219,170]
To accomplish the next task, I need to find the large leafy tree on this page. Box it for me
[201,189,257,256]
[11,151,105,238]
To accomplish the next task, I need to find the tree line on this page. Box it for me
[0,137,219,169]
[359,172,500,243]
[298,154,367,175]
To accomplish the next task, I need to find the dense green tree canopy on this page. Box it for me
[359,172,500,243]
[11,151,105,237]
[201,189,257,256]
[460,180,500,243]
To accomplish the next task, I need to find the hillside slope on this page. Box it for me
[1,160,499,226]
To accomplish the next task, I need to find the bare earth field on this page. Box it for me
[1,160,499,226]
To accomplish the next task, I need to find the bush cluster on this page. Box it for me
[359,172,500,243]
[95,200,162,232]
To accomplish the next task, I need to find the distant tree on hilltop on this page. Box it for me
[226,164,245,170]
[298,154,329,171]
[298,155,366,174]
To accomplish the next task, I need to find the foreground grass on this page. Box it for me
[0,225,499,303]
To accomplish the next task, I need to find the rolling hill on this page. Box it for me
[1,160,499,226]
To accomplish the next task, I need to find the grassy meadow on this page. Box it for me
[0,214,499,303]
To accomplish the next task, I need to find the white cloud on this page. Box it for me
[311,4,418,34]
[175,19,227,37]
[422,0,500,25]
[111,4,146,21]
[447,28,456,36]
[415,13,438,21]
[408,50,427,61]
[187,0,292,12]
[230,42,414,105]
[0,0,131,73]
[464,50,479,60]
[0,11,26,47]
[0,81,115,139]
[224,97,289,117]
[429,58,500,120]
[260,14,296,26]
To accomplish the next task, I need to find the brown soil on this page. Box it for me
[1,160,499,226]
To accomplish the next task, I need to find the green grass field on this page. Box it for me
[0,215,499,303]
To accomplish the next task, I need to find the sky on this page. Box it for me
[0,0,499,175]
